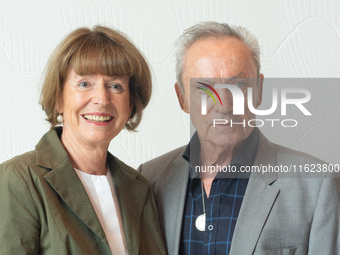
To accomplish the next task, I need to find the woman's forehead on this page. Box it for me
[69,54,132,78]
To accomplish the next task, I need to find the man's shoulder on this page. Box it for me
[271,142,326,164]
[143,145,186,167]
[257,131,326,165]
[138,145,187,180]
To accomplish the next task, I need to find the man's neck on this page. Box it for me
[198,140,246,198]
[199,138,246,165]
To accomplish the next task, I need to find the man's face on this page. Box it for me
[175,36,263,151]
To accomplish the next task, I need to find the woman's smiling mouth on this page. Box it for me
[83,114,113,123]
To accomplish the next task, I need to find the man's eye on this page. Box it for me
[196,82,211,91]
[198,85,208,90]
[235,82,245,88]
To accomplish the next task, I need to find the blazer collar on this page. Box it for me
[230,130,280,255]
[36,128,147,255]
[36,128,107,242]
[253,130,278,184]
[106,152,148,255]
[36,127,68,169]
[162,149,189,255]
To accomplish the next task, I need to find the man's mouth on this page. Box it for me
[83,114,113,123]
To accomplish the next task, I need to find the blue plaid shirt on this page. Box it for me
[179,128,258,255]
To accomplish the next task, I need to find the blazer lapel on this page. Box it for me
[107,153,148,255]
[36,128,107,242]
[230,131,280,255]
[162,151,189,255]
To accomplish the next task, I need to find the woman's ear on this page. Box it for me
[55,94,64,114]
[129,103,134,118]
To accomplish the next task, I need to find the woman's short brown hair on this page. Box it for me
[40,25,151,131]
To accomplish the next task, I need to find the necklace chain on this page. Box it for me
[201,179,205,213]
[195,179,207,231]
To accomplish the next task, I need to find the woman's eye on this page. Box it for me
[77,81,89,88]
[110,84,123,91]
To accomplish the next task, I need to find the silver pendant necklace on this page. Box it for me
[195,180,206,231]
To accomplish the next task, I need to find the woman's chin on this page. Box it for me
[80,131,118,146]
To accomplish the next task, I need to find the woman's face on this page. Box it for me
[57,68,132,148]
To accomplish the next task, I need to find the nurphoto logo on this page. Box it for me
[198,81,312,128]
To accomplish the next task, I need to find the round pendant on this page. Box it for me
[195,213,206,231]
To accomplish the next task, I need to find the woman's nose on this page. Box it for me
[93,86,110,106]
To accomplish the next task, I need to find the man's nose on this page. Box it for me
[215,88,233,114]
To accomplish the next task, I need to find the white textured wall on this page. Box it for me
[1,0,339,168]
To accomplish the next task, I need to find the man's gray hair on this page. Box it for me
[175,21,261,88]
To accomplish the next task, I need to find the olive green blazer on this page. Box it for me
[0,128,166,255]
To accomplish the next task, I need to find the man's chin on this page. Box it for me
[212,123,232,129]
[203,127,252,148]
[205,134,241,148]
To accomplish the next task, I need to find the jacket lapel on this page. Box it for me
[36,128,107,242]
[106,153,148,255]
[162,151,189,255]
[230,131,280,255]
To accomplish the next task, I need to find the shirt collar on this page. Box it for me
[182,128,259,178]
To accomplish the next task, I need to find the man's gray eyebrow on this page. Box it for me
[192,74,248,86]
[229,73,247,79]
[200,78,214,83]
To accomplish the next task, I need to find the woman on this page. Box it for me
[0,26,166,255]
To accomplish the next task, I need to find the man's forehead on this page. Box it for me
[191,73,249,81]
[184,37,256,70]
[190,76,257,85]
[188,36,248,53]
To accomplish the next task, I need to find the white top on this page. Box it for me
[75,167,128,255]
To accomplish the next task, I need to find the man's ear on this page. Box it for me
[175,82,189,113]
[255,73,264,108]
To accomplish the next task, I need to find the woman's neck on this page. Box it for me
[60,131,109,175]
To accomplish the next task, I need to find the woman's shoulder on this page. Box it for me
[0,150,45,210]
[0,150,37,175]
[0,149,52,194]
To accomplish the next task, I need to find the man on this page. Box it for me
[138,21,340,255]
